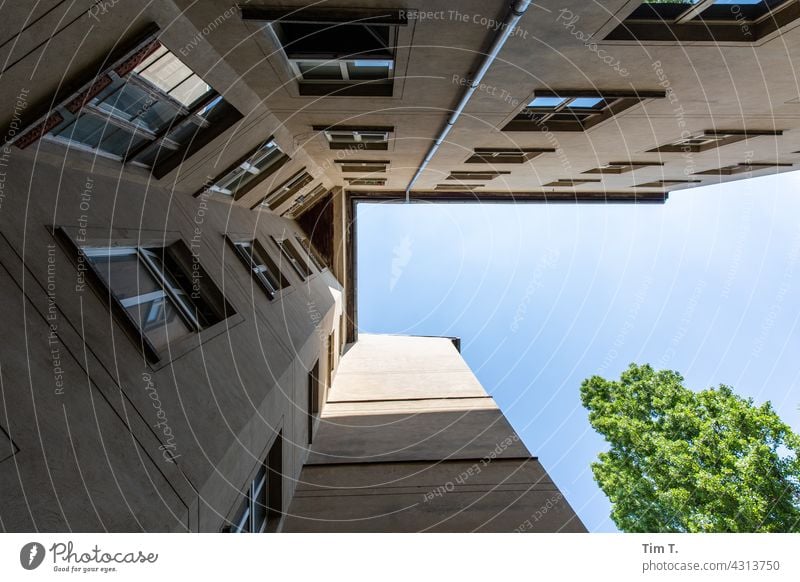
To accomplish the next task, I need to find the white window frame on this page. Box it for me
[82,246,201,331]
[288,58,394,84]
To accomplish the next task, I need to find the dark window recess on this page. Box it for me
[295,235,327,271]
[465,148,553,164]
[272,236,313,280]
[334,159,389,173]
[504,91,664,132]
[447,170,511,181]
[606,0,798,43]
[544,179,602,187]
[78,240,232,360]
[245,7,408,97]
[201,139,289,199]
[229,238,289,299]
[256,170,315,211]
[8,34,242,177]
[224,432,282,533]
[636,179,702,188]
[314,125,393,150]
[649,130,782,153]
[583,161,664,174]
[694,162,793,175]
[345,177,386,186]
[282,184,328,219]
[308,361,320,445]
[434,184,485,191]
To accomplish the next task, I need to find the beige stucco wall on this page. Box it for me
[284,334,585,532]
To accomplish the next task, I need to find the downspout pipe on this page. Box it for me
[404,0,532,201]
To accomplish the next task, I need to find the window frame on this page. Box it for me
[649,129,782,153]
[313,125,394,150]
[226,237,290,300]
[271,235,314,280]
[282,184,328,219]
[243,7,407,97]
[605,0,799,42]
[254,169,316,211]
[582,161,664,174]
[464,148,554,164]
[54,226,238,366]
[200,138,290,200]
[295,235,327,272]
[224,431,283,533]
[504,90,664,132]
[9,32,242,176]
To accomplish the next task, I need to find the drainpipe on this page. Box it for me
[404,0,532,201]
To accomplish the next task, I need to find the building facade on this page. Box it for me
[2,0,796,531]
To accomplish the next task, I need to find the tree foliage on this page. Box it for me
[581,364,800,532]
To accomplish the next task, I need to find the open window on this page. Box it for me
[583,161,664,174]
[308,361,321,445]
[224,432,282,533]
[10,34,242,178]
[694,161,793,175]
[544,178,602,187]
[271,236,313,280]
[314,125,393,150]
[203,139,289,199]
[636,179,702,188]
[447,171,511,181]
[75,239,233,362]
[282,184,329,219]
[504,91,663,132]
[334,159,389,173]
[465,148,554,164]
[228,238,289,300]
[255,170,315,211]
[649,129,782,153]
[295,235,327,271]
[241,6,407,96]
[605,0,799,43]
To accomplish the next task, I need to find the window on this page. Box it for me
[272,236,313,280]
[334,160,389,173]
[308,361,320,445]
[327,332,335,391]
[225,433,282,533]
[80,242,231,357]
[504,91,663,132]
[649,129,782,153]
[447,171,511,181]
[295,236,327,271]
[345,177,386,186]
[204,140,289,199]
[229,239,289,299]
[314,125,393,150]
[694,162,793,175]
[282,184,328,219]
[636,179,703,188]
[434,184,484,191]
[256,170,315,211]
[544,178,602,187]
[289,59,393,85]
[11,35,242,177]
[583,161,664,174]
[465,148,553,164]
[606,0,798,42]
[242,7,407,96]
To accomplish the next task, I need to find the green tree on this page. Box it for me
[581,364,800,532]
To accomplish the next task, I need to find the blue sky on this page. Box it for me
[356,172,800,532]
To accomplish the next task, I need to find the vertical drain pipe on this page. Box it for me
[404,0,532,202]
